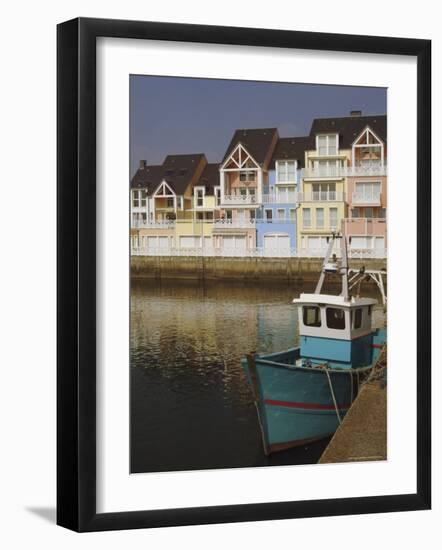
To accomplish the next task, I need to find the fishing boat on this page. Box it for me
[241,232,386,455]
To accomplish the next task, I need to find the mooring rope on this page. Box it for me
[325,368,342,425]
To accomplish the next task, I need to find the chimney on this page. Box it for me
[139,159,146,169]
[350,110,362,117]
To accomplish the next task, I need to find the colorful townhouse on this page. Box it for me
[130,112,387,258]
[341,116,387,255]
[257,136,309,254]
[298,112,387,257]
[130,154,220,252]
[216,128,303,254]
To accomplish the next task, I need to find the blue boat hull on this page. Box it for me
[241,329,386,454]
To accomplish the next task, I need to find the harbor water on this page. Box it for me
[130,279,385,473]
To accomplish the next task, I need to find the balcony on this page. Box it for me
[262,191,298,204]
[351,192,382,206]
[342,217,386,236]
[301,163,387,179]
[346,163,387,176]
[132,220,175,229]
[302,166,345,179]
[213,219,256,229]
[298,191,344,202]
[222,194,257,206]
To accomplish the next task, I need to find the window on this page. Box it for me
[351,208,359,218]
[317,134,338,156]
[289,208,296,221]
[277,208,285,221]
[311,182,336,200]
[353,308,362,329]
[265,209,273,222]
[250,209,256,220]
[316,208,324,228]
[166,198,174,208]
[214,186,221,206]
[194,187,205,207]
[226,210,232,220]
[303,208,311,228]
[379,208,386,219]
[363,207,374,219]
[276,160,296,182]
[303,306,321,327]
[329,208,338,229]
[355,181,381,201]
[239,171,256,182]
[132,189,147,208]
[326,307,346,330]
[313,160,343,177]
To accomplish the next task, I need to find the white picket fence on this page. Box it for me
[131,245,387,259]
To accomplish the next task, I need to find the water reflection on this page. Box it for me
[130,279,385,473]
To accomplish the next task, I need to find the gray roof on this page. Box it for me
[309,114,387,149]
[270,136,310,168]
[131,154,206,195]
[222,128,278,166]
[196,163,220,193]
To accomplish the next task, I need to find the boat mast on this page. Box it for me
[340,234,349,301]
[314,232,350,300]
[314,233,337,295]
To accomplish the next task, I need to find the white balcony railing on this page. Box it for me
[297,191,344,202]
[262,192,298,204]
[351,192,382,205]
[302,166,346,178]
[301,164,387,179]
[131,245,387,259]
[222,194,257,205]
[132,220,176,229]
[347,163,387,176]
[213,219,256,228]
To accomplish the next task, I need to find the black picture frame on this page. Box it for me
[57,17,431,532]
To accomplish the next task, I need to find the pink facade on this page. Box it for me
[343,175,387,247]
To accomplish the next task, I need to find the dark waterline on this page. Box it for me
[130,279,385,474]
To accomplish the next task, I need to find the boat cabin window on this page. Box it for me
[353,308,362,329]
[326,307,346,330]
[303,306,321,327]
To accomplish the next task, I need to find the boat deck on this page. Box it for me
[318,378,387,463]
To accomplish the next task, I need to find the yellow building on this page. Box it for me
[297,112,386,255]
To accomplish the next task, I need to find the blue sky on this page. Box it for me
[130,75,386,176]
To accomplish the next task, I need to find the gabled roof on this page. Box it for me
[270,136,310,168]
[309,114,387,149]
[196,163,220,194]
[222,128,278,166]
[131,154,206,195]
[130,164,164,190]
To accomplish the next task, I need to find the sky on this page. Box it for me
[130,75,386,177]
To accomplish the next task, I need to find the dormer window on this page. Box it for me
[194,186,205,207]
[317,134,338,156]
[276,160,296,183]
[132,189,147,208]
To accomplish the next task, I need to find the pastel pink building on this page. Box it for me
[341,120,387,256]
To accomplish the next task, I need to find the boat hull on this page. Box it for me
[241,329,386,455]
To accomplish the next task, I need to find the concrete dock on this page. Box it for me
[319,378,387,464]
[131,256,386,283]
